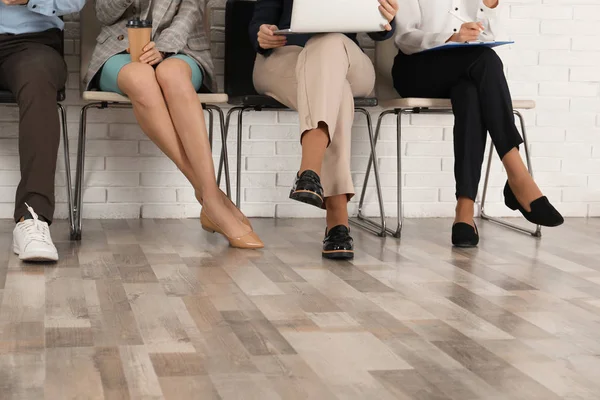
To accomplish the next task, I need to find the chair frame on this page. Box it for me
[357,106,542,238]
[70,100,231,240]
[216,104,388,237]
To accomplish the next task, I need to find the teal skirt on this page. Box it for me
[98,53,204,95]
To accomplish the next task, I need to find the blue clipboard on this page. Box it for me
[421,41,514,53]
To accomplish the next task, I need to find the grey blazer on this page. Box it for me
[84,0,216,92]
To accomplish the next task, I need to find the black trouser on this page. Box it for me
[392,47,523,201]
[0,29,66,223]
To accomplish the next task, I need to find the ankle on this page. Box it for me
[299,167,321,177]
[327,222,349,232]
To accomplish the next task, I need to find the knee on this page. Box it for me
[118,63,159,100]
[476,48,504,72]
[155,59,196,97]
[453,82,478,102]
[305,33,347,58]
[15,58,66,101]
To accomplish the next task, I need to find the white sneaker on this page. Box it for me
[13,203,59,262]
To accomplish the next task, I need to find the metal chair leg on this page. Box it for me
[235,108,245,208]
[391,111,404,238]
[480,110,542,237]
[58,103,74,237]
[355,109,403,238]
[217,106,244,201]
[350,108,387,237]
[72,103,100,240]
[206,107,214,149]
[206,104,231,199]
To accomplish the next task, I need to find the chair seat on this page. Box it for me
[379,97,536,110]
[0,89,65,103]
[82,91,229,104]
[229,95,378,109]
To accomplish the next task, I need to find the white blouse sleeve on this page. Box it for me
[394,0,455,55]
[477,1,504,40]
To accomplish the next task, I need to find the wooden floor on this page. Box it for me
[0,217,599,400]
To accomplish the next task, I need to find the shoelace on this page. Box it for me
[21,203,53,246]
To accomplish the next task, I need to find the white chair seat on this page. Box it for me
[82,91,229,104]
[379,97,536,110]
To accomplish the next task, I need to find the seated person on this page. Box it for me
[1,0,86,262]
[250,0,398,260]
[393,0,563,247]
[85,0,263,249]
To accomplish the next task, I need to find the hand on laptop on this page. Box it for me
[258,25,287,50]
[379,0,399,31]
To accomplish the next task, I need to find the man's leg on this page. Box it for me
[0,33,66,223]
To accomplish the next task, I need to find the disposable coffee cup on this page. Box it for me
[127,18,152,62]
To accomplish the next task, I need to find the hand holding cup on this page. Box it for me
[139,42,164,65]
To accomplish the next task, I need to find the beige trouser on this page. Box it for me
[253,33,376,199]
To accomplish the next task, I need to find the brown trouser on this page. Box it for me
[0,29,66,223]
[253,34,375,199]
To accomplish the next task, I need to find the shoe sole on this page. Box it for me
[322,250,354,260]
[290,190,323,208]
[13,244,58,262]
[452,243,478,249]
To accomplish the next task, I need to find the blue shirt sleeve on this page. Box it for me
[28,0,87,17]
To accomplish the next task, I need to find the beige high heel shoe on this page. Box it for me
[197,190,253,229]
[200,208,264,249]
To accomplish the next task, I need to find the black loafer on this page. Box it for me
[290,170,324,208]
[452,222,479,248]
[323,225,354,260]
[504,181,564,227]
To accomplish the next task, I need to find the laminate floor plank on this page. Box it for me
[0,217,597,399]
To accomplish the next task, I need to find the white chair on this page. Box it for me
[357,39,541,238]
[72,3,230,240]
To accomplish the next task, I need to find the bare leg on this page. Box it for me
[117,62,250,238]
[455,197,475,227]
[299,122,329,175]
[154,59,251,238]
[325,194,349,231]
[502,148,542,212]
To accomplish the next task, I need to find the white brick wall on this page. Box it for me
[0,0,598,220]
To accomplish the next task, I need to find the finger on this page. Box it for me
[259,34,286,44]
[143,41,156,52]
[261,25,278,36]
[139,51,156,63]
[384,23,392,32]
[260,42,275,50]
[379,6,394,22]
[379,0,396,16]
[463,22,483,31]
[138,50,151,62]
[388,0,398,11]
